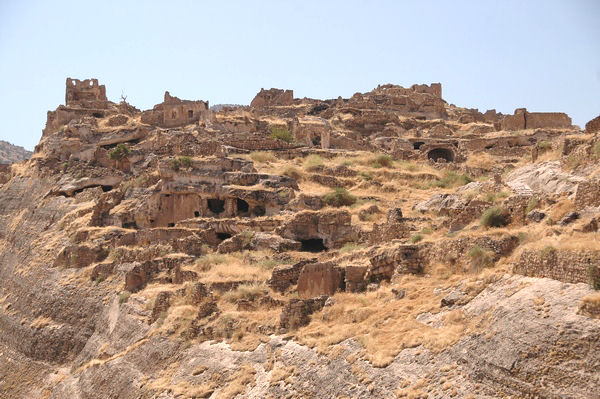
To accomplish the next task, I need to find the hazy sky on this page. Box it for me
[0,0,599,150]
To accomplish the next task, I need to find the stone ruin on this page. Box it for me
[65,77,108,109]
[141,91,210,128]
[250,88,294,108]
[501,108,572,130]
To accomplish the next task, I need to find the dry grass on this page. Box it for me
[249,151,276,163]
[466,152,495,170]
[293,271,494,367]
[269,365,296,385]
[30,316,52,329]
[214,364,256,399]
[549,198,574,221]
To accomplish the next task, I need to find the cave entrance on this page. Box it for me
[216,232,232,241]
[101,185,113,192]
[413,141,425,150]
[207,198,225,214]
[427,148,454,162]
[300,238,327,252]
[236,198,249,214]
[311,134,321,147]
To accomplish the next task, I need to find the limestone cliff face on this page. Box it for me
[1,78,599,398]
[0,140,32,164]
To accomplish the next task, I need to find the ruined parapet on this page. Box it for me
[141,91,209,128]
[514,249,600,285]
[575,179,600,210]
[250,88,294,108]
[297,262,344,299]
[501,108,572,131]
[585,115,600,133]
[65,78,108,109]
[276,209,357,249]
[268,259,317,293]
[369,244,422,281]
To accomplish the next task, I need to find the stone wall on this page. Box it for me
[250,88,294,108]
[268,259,317,293]
[501,108,572,130]
[276,209,357,249]
[297,262,344,299]
[514,249,600,285]
[65,78,108,109]
[141,91,209,128]
[575,179,600,210]
[585,115,600,133]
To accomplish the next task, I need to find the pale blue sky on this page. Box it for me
[0,0,598,150]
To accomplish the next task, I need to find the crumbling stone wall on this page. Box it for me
[514,249,600,285]
[276,209,357,249]
[297,262,344,299]
[268,259,317,293]
[501,108,572,130]
[250,88,294,108]
[279,296,328,329]
[65,78,108,109]
[585,115,600,133]
[575,179,600,210]
[141,91,209,128]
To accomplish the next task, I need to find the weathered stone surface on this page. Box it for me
[267,259,317,293]
[250,88,294,108]
[585,115,600,133]
[217,231,301,253]
[369,244,422,280]
[514,249,600,284]
[276,209,356,249]
[279,296,328,329]
[297,263,343,299]
[344,265,369,292]
[526,209,546,222]
[575,179,600,209]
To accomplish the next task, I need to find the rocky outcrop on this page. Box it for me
[0,140,32,164]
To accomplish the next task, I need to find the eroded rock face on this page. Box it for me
[297,263,343,299]
[276,209,356,249]
[506,161,585,196]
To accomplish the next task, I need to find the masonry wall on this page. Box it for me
[514,249,600,284]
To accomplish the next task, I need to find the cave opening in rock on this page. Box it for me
[236,198,249,214]
[207,198,225,214]
[413,141,425,150]
[167,222,175,227]
[311,134,321,147]
[101,185,113,192]
[216,232,232,241]
[123,221,138,229]
[427,148,454,162]
[194,211,200,217]
[300,238,327,252]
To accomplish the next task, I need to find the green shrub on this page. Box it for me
[360,171,373,181]
[170,156,193,171]
[434,171,473,188]
[592,142,600,159]
[109,143,130,161]
[303,154,324,171]
[222,283,264,303]
[541,246,556,258]
[283,166,303,181]
[322,188,357,207]
[526,197,539,214]
[421,227,433,235]
[480,206,510,227]
[410,234,423,244]
[339,242,364,253]
[370,154,394,168]
[537,141,552,151]
[467,245,494,272]
[269,126,294,143]
[587,265,600,290]
[250,151,276,163]
[119,290,131,305]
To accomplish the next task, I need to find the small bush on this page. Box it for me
[119,290,131,305]
[339,242,364,253]
[410,234,424,243]
[303,154,324,171]
[250,151,276,163]
[565,153,583,170]
[282,166,303,181]
[587,265,600,290]
[434,171,473,188]
[421,227,433,235]
[526,197,539,214]
[170,156,193,171]
[537,141,552,152]
[517,232,529,244]
[359,171,373,181]
[480,206,510,227]
[257,258,279,270]
[467,246,494,272]
[222,283,264,303]
[322,188,357,207]
[270,126,294,143]
[541,246,556,258]
[195,253,227,272]
[592,142,600,159]
[370,154,394,168]
[109,143,130,161]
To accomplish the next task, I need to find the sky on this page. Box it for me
[0,0,599,151]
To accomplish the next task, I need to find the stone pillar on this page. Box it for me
[321,130,330,149]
